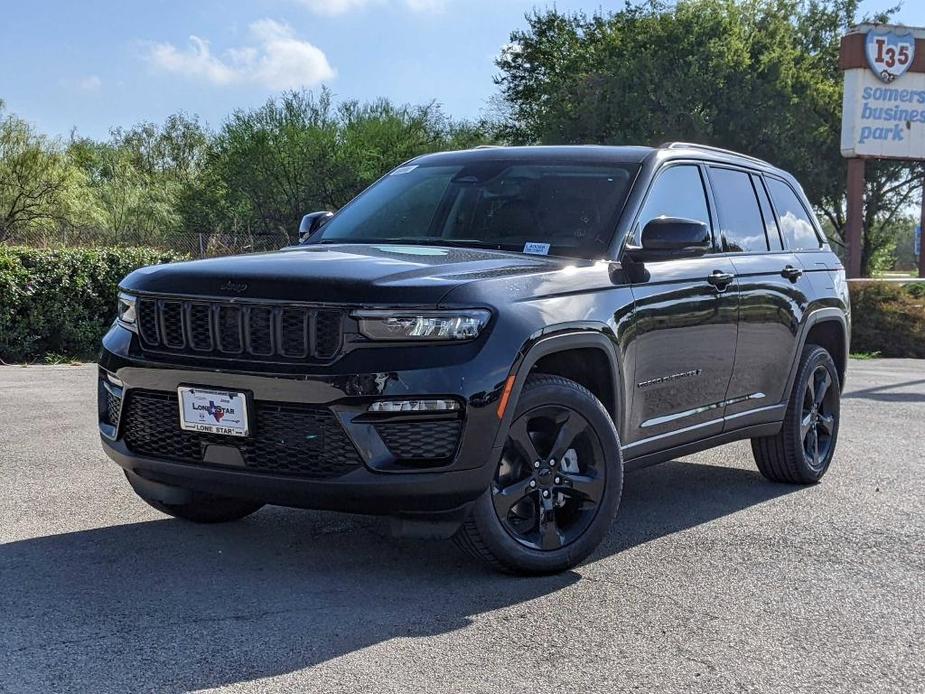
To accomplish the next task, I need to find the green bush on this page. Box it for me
[0,247,186,363]
[849,282,925,358]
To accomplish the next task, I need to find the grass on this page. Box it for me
[850,351,882,360]
[40,352,85,366]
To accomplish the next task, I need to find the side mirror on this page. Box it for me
[299,211,334,242]
[626,217,712,262]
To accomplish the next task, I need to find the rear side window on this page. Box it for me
[708,167,768,253]
[766,178,822,250]
[752,175,784,251]
[636,165,711,240]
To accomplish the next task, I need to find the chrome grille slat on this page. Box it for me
[135,297,342,362]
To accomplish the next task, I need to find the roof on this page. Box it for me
[411,143,790,178]
[412,145,656,166]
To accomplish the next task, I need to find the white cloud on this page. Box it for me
[147,36,238,85]
[294,0,446,15]
[76,75,103,92]
[403,0,447,11]
[144,19,335,90]
[296,0,376,15]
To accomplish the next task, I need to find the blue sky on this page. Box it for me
[0,0,922,140]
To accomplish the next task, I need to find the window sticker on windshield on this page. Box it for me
[390,165,418,176]
[523,242,550,256]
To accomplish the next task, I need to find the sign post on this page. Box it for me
[920,196,925,277]
[840,24,925,277]
[846,158,865,278]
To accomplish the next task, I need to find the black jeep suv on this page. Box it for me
[99,143,849,574]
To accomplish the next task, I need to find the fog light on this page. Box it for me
[368,399,460,413]
[105,372,124,387]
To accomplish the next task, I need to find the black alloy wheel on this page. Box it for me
[493,405,605,551]
[801,363,837,472]
[751,344,841,484]
[453,374,622,574]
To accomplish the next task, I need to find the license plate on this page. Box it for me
[178,387,250,437]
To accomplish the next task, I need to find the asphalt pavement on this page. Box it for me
[1,360,923,693]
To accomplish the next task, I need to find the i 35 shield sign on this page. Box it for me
[866,28,915,83]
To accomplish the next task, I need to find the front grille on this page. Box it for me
[136,298,343,362]
[375,420,462,460]
[122,390,362,479]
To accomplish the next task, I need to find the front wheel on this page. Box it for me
[751,344,841,484]
[454,374,623,574]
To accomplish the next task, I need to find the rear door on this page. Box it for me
[705,166,813,427]
[622,163,739,454]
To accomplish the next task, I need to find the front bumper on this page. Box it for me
[102,438,495,518]
[98,324,510,519]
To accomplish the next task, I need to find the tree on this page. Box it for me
[67,113,211,247]
[190,89,492,243]
[0,104,92,243]
[494,0,916,275]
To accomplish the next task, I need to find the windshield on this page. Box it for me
[314,160,638,259]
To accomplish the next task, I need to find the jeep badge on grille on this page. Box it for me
[220,280,248,293]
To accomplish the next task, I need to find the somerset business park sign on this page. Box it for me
[841,24,925,159]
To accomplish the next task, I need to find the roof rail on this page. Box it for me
[660,142,772,167]
[474,144,503,149]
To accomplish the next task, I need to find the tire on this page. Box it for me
[751,344,841,484]
[454,374,623,574]
[124,471,264,523]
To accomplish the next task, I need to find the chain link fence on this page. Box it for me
[1,227,294,258]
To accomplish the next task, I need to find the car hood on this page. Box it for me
[120,243,566,304]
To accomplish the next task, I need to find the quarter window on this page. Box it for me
[636,165,712,241]
[766,178,822,250]
[753,175,784,251]
[709,167,768,253]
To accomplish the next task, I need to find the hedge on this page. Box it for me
[2,248,924,363]
[849,282,925,358]
[0,247,186,363]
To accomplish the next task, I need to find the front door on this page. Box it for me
[622,163,739,455]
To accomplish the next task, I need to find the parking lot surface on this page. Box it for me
[1,360,923,693]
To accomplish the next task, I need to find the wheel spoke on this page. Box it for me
[811,427,820,465]
[805,374,815,408]
[818,413,835,435]
[508,418,540,466]
[804,426,815,457]
[559,472,604,505]
[538,496,564,550]
[800,412,814,439]
[814,370,831,407]
[492,478,535,517]
[548,411,587,463]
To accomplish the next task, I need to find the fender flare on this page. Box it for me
[492,328,625,449]
[783,306,850,397]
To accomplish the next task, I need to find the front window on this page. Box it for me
[315,161,638,259]
[636,164,712,239]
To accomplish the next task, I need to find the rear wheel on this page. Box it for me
[751,344,840,484]
[454,374,623,574]
[125,471,264,523]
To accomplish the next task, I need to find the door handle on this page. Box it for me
[781,265,803,282]
[706,270,735,290]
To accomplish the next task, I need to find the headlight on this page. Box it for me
[117,292,137,330]
[353,309,491,341]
